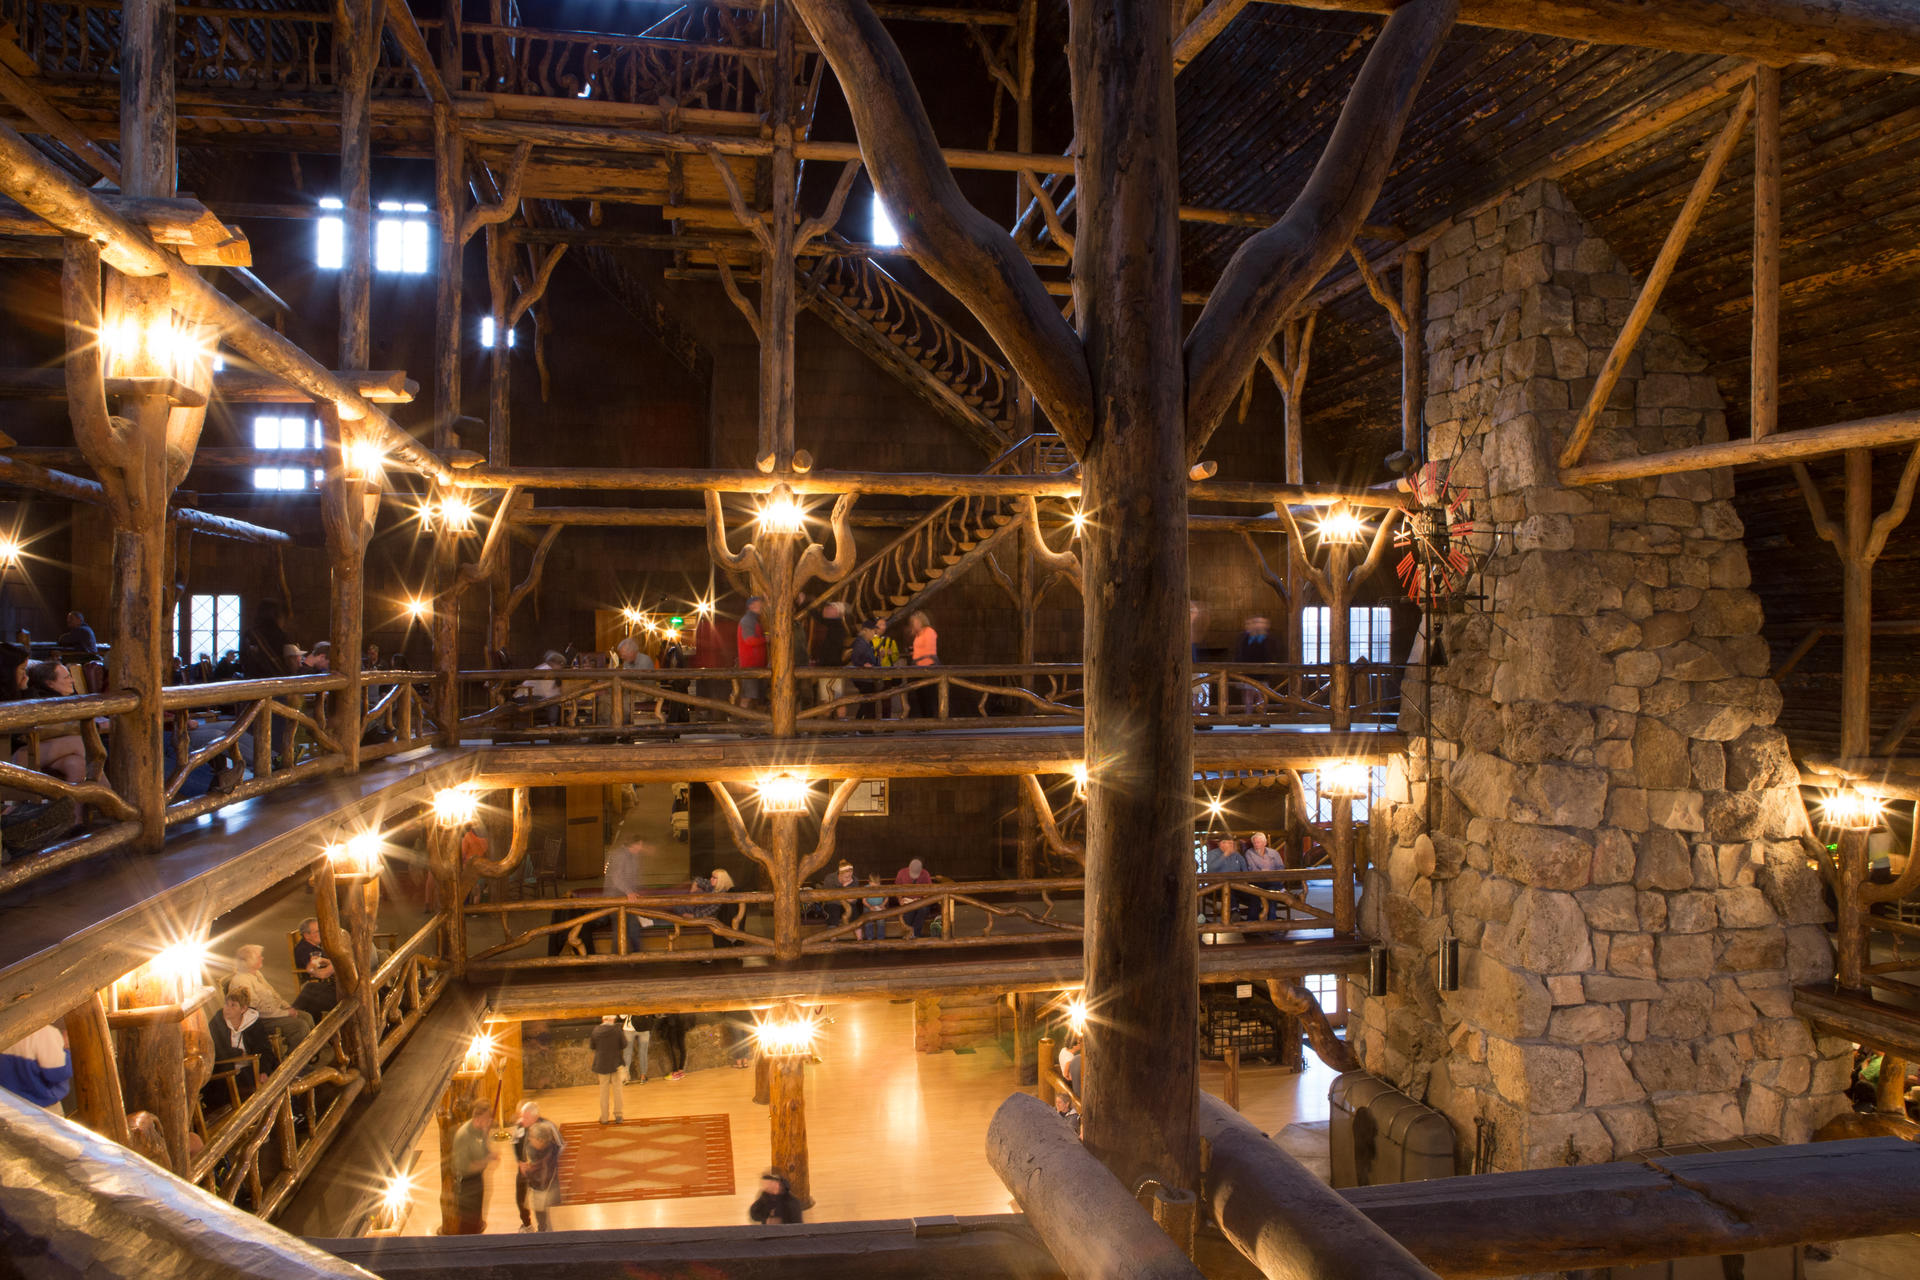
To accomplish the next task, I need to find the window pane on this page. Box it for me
[871,192,900,247]
[402,219,430,273]
[376,218,402,272]
[252,467,279,490]
[479,315,495,349]
[317,216,343,269]
[253,416,279,448]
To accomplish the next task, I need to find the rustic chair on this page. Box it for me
[532,835,564,898]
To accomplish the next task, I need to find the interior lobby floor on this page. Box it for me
[390,997,1337,1235]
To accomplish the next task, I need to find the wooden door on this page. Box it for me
[564,785,605,879]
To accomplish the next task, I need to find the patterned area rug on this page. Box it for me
[555,1115,735,1205]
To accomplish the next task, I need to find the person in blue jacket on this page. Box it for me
[1,1024,72,1111]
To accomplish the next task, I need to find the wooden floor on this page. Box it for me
[389,998,1337,1236]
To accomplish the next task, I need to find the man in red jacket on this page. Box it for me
[735,596,767,707]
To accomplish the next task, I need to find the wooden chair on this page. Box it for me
[532,835,564,898]
[196,1052,260,1140]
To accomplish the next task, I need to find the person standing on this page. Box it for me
[658,1012,691,1081]
[692,608,729,713]
[0,1023,71,1112]
[735,596,768,707]
[848,617,881,720]
[509,1100,541,1232]
[894,857,934,937]
[809,602,851,718]
[624,1013,655,1085]
[451,1101,497,1234]
[748,1169,805,1225]
[521,1120,564,1232]
[591,1015,626,1123]
[872,616,902,718]
[1234,616,1274,716]
[907,611,939,719]
[603,837,651,952]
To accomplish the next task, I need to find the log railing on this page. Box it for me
[459,870,1343,971]
[0,0,421,92]
[804,240,1015,424]
[372,911,456,1064]
[801,434,1048,626]
[0,688,145,892]
[160,673,352,825]
[461,887,777,970]
[458,13,769,112]
[359,671,441,763]
[453,661,1400,738]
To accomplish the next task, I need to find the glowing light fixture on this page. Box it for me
[374,1172,414,1232]
[0,536,22,568]
[460,1030,496,1073]
[1316,503,1368,547]
[327,830,382,877]
[1822,785,1884,832]
[1065,996,1089,1036]
[421,494,475,534]
[346,439,386,482]
[1067,504,1088,536]
[1322,760,1372,800]
[694,598,715,619]
[432,786,481,828]
[102,311,207,381]
[758,773,811,815]
[1204,793,1226,818]
[150,938,212,1005]
[753,1009,820,1058]
[404,596,431,622]
[1072,762,1089,799]
[755,488,806,535]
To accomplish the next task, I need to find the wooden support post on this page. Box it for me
[768,811,802,962]
[433,526,460,745]
[494,1019,523,1123]
[768,1050,812,1208]
[118,1013,190,1176]
[342,863,382,1088]
[62,993,129,1145]
[753,1051,771,1105]
[433,113,464,450]
[1014,992,1039,1087]
[1038,1033,1056,1106]
[337,0,375,373]
[1837,825,1870,992]
[1876,1055,1909,1116]
[1400,251,1425,456]
[760,3,799,474]
[486,226,512,467]
[1841,448,1872,761]
[319,406,369,773]
[765,534,801,738]
[1223,1045,1240,1111]
[1751,64,1780,440]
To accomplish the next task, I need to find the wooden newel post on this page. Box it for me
[116,1007,192,1176]
[432,527,461,745]
[1037,1033,1057,1106]
[1013,993,1039,1087]
[753,1051,771,1106]
[1836,825,1870,991]
[494,1020,523,1123]
[319,406,373,774]
[62,993,129,1145]
[428,823,467,977]
[768,1049,812,1208]
[1223,1046,1240,1112]
[343,864,383,1090]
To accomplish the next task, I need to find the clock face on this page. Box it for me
[1394,461,1481,605]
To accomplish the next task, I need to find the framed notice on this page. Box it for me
[843,779,889,816]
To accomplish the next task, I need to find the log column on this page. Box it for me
[62,993,129,1145]
[1072,0,1197,1200]
[319,407,372,772]
[767,1047,812,1208]
[116,1005,191,1175]
[758,1,798,473]
[433,522,461,745]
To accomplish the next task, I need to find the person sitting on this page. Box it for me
[191,653,215,684]
[818,859,860,930]
[894,858,934,937]
[292,954,340,1020]
[1206,838,1247,921]
[293,918,327,973]
[12,662,93,787]
[227,945,314,1048]
[690,868,738,946]
[517,650,567,726]
[1053,1090,1082,1134]
[602,836,651,951]
[57,611,97,659]
[214,649,242,682]
[1243,832,1287,921]
[0,1023,72,1113]
[210,991,279,1094]
[860,875,890,941]
[748,1169,805,1225]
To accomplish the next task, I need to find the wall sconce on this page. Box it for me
[432,786,480,828]
[460,1030,496,1074]
[421,494,475,534]
[1822,785,1884,832]
[1316,503,1368,547]
[1322,760,1371,800]
[757,773,811,815]
[148,938,212,1007]
[1438,933,1460,992]
[1072,762,1089,799]
[1367,945,1389,998]
[372,1172,413,1234]
[102,310,207,381]
[346,439,386,484]
[327,831,382,877]
[753,1009,819,1058]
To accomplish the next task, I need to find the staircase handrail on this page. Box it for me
[800,432,1059,620]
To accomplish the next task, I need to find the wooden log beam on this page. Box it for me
[1341,1137,1920,1278]
[985,1092,1204,1279]
[382,0,451,108]
[1268,0,1920,74]
[0,1089,381,1279]
[1200,1093,1437,1279]
[0,61,121,185]
[0,368,414,404]
[0,119,450,484]
[1560,409,1920,486]
[1752,64,1781,440]
[0,456,293,542]
[454,464,1407,507]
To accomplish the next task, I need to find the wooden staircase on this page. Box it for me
[801,238,1021,457]
[804,436,1062,628]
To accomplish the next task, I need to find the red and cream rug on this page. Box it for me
[554,1114,735,1205]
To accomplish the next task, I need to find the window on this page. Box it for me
[1304,971,1343,1017]
[316,197,431,274]
[1301,605,1393,664]
[478,315,518,349]
[1300,764,1386,823]
[871,191,900,247]
[178,594,241,668]
[251,414,323,491]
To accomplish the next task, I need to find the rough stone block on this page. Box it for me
[1627,1040,1697,1094]
[1550,1002,1627,1044]
[1488,889,1594,973]
[1514,763,1609,828]
[1632,719,1691,788]
[1635,829,1692,891]
[1653,1092,1743,1144]
[1606,787,1649,832]
[1457,949,1554,1039]
[1492,821,1595,890]
[1597,1103,1659,1155]
[1647,981,1712,1039]
[1575,884,1638,931]
[1656,933,1714,980]
[1667,891,1718,933]
[1646,788,1705,832]
[1689,740,1726,791]
[1499,702,1594,763]
[1609,932,1656,979]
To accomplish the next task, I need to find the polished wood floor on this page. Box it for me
[392,998,1337,1235]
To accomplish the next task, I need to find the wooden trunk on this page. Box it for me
[1072,0,1198,1200]
[768,1052,811,1208]
[62,992,129,1145]
[118,1014,190,1176]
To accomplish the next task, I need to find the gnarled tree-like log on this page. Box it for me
[709,777,862,963]
[1268,977,1359,1072]
[1185,0,1459,451]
